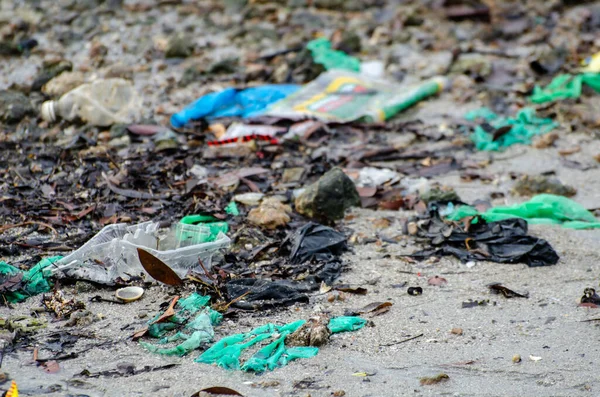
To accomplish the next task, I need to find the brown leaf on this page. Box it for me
[558,146,581,156]
[212,167,269,188]
[351,301,393,317]
[492,125,512,142]
[488,283,528,298]
[191,387,244,396]
[427,276,447,286]
[334,286,368,295]
[131,326,149,341]
[151,296,180,325]
[137,248,183,286]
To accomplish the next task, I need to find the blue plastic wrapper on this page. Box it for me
[170,85,300,128]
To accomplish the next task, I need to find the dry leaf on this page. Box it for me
[137,248,183,285]
[334,286,368,295]
[420,373,449,385]
[558,146,581,156]
[151,296,180,325]
[488,283,528,298]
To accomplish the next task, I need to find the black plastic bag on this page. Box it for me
[280,222,347,264]
[410,215,559,267]
[226,278,310,310]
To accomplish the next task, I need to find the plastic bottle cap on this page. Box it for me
[40,101,56,122]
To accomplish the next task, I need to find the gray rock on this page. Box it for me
[0,90,34,123]
[165,33,194,59]
[295,167,360,222]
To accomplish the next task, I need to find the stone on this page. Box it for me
[247,197,292,229]
[512,175,576,197]
[0,90,34,123]
[287,314,331,347]
[281,167,305,183]
[31,59,73,92]
[165,33,194,58]
[42,71,86,98]
[295,167,360,222]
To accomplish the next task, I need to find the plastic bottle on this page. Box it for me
[40,78,142,126]
[51,222,230,285]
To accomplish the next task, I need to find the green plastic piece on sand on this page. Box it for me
[140,327,213,356]
[177,293,210,314]
[306,37,361,72]
[178,214,229,244]
[141,293,220,356]
[328,316,367,333]
[196,317,365,373]
[447,194,600,229]
[0,256,63,303]
[466,107,558,151]
[530,73,600,104]
[225,201,239,216]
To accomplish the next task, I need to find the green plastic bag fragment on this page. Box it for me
[306,37,361,72]
[196,317,365,373]
[0,256,63,303]
[140,293,219,356]
[141,328,213,356]
[225,201,239,216]
[466,107,558,151]
[328,316,367,333]
[447,194,600,229]
[178,293,210,314]
[530,73,600,104]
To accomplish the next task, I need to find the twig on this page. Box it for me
[380,333,424,347]
[0,221,58,237]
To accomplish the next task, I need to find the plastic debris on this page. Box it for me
[306,37,360,72]
[280,222,347,264]
[208,123,286,146]
[0,256,62,303]
[581,52,600,73]
[447,194,600,229]
[409,210,559,267]
[6,380,18,397]
[264,70,447,123]
[51,222,229,285]
[40,78,142,126]
[466,107,558,151]
[327,316,367,333]
[178,215,229,246]
[139,293,221,356]
[196,316,365,372]
[530,73,600,104]
[170,85,300,128]
[226,278,311,310]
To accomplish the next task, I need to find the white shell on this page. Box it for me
[115,286,144,302]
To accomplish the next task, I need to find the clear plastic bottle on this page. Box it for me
[40,78,142,126]
[51,222,230,285]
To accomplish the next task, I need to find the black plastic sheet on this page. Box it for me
[410,215,559,267]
